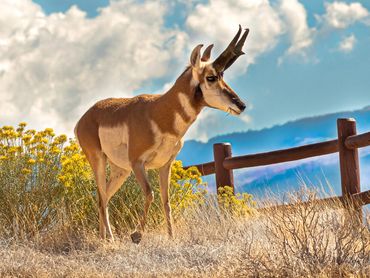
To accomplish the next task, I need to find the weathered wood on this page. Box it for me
[345,131,370,149]
[337,118,362,220]
[183,117,370,217]
[214,143,234,193]
[183,161,215,176]
[223,139,338,170]
[351,189,370,206]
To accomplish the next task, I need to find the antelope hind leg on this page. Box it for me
[131,162,154,244]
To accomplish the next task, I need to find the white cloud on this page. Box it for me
[278,0,315,56]
[185,0,284,75]
[185,0,317,73]
[0,0,187,135]
[3,0,363,143]
[239,113,252,124]
[338,34,356,53]
[319,1,369,29]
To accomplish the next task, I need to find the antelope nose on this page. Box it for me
[233,98,246,112]
[238,102,246,112]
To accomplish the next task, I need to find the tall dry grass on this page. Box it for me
[0,190,369,278]
[1,124,369,277]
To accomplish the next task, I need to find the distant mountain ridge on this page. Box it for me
[177,106,370,198]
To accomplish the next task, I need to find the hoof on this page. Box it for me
[130,231,142,244]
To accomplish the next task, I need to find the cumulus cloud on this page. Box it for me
[186,0,284,75]
[338,34,356,53]
[186,0,317,73]
[0,0,187,134]
[3,0,363,142]
[182,0,314,141]
[278,0,315,56]
[319,1,369,29]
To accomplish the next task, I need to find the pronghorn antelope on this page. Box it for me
[75,25,249,243]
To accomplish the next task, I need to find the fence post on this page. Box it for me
[337,118,362,221]
[213,143,234,194]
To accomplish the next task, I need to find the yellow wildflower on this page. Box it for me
[2,126,14,131]
[44,128,55,137]
[28,158,36,164]
[21,168,32,175]
[3,130,17,138]
[36,144,47,151]
[58,175,67,183]
[54,134,67,144]
[8,147,18,154]
[25,129,36,135]
[22,134,32,142]
[0,155,8,161]
[37,152,44,158]
[51,147,61,154]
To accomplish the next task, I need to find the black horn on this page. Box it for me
[224,28,249,71]
[212,25,249,72]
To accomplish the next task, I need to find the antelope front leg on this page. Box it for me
[131,162,154,244]
[159,161,174,238]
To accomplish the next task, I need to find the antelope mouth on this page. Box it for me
[229,107,242,115]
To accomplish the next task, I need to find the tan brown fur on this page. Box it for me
[75,29,248,242]
[75,67,205,241]
[76,68,203,164]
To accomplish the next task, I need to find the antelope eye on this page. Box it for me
[206,76,217,82]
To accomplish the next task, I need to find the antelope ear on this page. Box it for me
[201,44,214,62]
[190,44,203,69]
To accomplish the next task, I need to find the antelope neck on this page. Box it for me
[153,67,204,136]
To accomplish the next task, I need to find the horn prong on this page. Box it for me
[223,28,249,70]
[235,28,249,53]
[212,25,249,72]
[228,24,242,47]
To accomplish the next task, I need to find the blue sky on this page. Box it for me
[33,0,110,17]
[1,0,370,141]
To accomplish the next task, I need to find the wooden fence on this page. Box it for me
[184,118,370,218]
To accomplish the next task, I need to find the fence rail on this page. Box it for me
[184,118,370,219]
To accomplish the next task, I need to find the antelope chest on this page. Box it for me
[144,134,183,169]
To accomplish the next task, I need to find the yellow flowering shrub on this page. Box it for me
[0,123,254,238]
[0,123,210,237]
[0,123,68,237]
[170,161,207,211]
[108,161,207,231]
[218,186,256,216]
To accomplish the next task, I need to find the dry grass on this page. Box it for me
[0,191,369,278]
[2,125,368,277]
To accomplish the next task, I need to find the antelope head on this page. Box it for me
[190,25,249,115]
